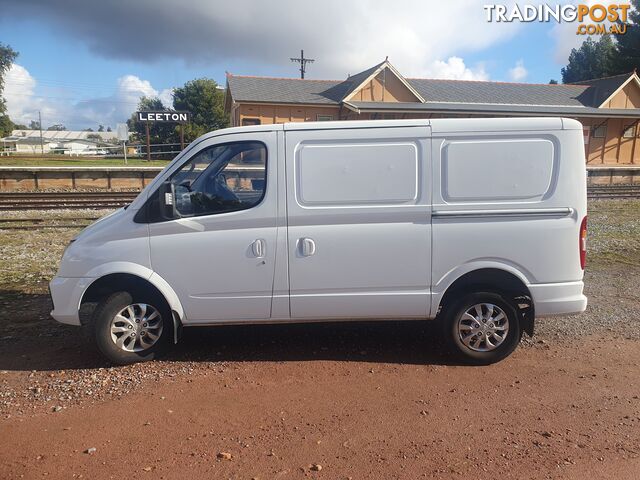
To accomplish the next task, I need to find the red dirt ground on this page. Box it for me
[1,327,639,480]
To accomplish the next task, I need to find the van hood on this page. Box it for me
[73,207,125,242]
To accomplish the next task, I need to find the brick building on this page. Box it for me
[225,59,640,166]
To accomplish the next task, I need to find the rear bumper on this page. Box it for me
[49,276,94,326]
[528,280,587,317]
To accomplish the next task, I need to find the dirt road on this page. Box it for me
[1,200,639,479]
[1,310,640,479]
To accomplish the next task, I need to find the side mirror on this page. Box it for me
[158,181,179,220]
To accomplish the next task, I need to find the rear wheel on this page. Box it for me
[90,291,172,365]
[441,292,522,365]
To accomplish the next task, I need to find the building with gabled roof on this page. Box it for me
[224,59,640,165]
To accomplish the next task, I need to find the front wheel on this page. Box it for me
[89,291,172,365]
[441,292,522,365]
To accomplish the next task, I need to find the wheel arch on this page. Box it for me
[80,270,185,342]
[435,267,535,336]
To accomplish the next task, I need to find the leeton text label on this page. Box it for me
[137,111,191,123]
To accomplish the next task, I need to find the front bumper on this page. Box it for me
[49,276,94,326]
[528,280,587,317]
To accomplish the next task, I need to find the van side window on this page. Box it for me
[170,141,266,217]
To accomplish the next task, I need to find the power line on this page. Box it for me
[4,91,146,106]
[290,50,314,79]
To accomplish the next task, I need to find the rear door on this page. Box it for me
[285,125,432,319]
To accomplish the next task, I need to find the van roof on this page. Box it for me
[206,117,578,138]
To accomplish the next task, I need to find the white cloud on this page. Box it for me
[550,0,619,64]
[424,57,489,80]
[5,0,522,79]
[508,59,528,81]
[4,64,174,130]
[158,88,174,108]
[4,64,59,126]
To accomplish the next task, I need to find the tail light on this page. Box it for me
[579,216,587,270]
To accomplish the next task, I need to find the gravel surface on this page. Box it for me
[0,200,638,417]
[0,200,638,479]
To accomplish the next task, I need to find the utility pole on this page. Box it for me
[290,50,315,79]
[145,122,151,161]
[38,110,44,156]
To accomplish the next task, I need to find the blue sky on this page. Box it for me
[0,1,593,130]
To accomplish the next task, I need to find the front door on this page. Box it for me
[285,126,432,319]
[148,132,278,323]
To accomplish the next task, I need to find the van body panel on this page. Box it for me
[430,117,563,133]
[50,264,186,327]
[430,126,586,291]
[528,281,587,317]
[270,130,291,319]
[50,118,588,340]
[284,126,432,319]
[147,131,279,324]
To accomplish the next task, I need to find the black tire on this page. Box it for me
[440,292,522,365]
[89,291,172,365]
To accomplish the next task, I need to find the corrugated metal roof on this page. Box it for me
[10,130,119,141]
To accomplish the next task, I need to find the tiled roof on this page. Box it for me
[226,67,639,116]
[227,75,347,105]
[569,72,631,107]
[407,79,589,107]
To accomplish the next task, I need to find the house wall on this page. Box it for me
[233,104,640,165]
[580,117,639,165]
[15,143,53,154]
[236,104,342,125]
[602,81,640,109]
[347,70,419,103]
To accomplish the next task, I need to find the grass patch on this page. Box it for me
[0,156,170,167]
[587,199,640,266]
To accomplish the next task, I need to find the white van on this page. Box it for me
[49,118,588,365]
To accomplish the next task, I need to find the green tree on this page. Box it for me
[612,0,640,74]
[0,114,14,137]
[47,124,66,131]
[127,96,175,145]
[172,78,227,141]
[98,124,104,132]
[561,35,616,83]
[29,119,40,130]
[549,79,558,84]
[0,43,18,137]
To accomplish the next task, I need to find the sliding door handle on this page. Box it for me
[298,237,316,257]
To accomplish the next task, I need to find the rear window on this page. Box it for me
[442,138,555,202]
[296,142,418,206]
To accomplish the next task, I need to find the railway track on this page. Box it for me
[587,185,640,199]
[0,185,637,214]
[0,217,99,230]
[0,191,138,211]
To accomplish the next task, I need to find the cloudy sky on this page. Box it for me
[0,0,616,130]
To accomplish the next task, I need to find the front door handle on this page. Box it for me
[298,237,316,257]
[251,238,266,258]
